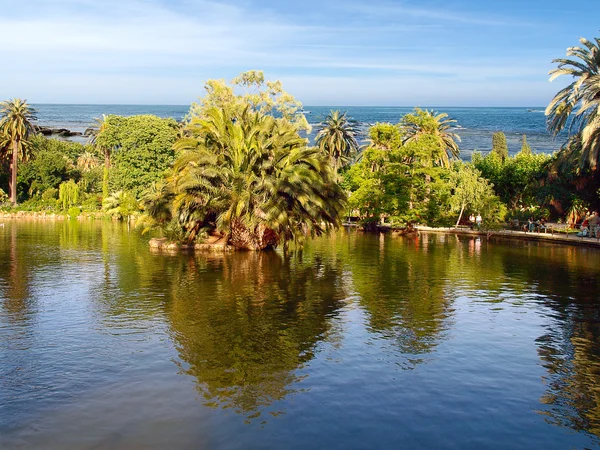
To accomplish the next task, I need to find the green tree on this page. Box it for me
[448,162,500,227]
[491,131,509,162]
[520,134,532,155]
[94,115,179,198]
[58,179,80,210]
[103,190,139,219]
[546,35,600,169]
[367,122,403,150]
[401,108,461,167]
[474,150,549,210]
[315,110,360,172]
[143,106,345,250]
[18,150,70,198]
[89,114,113,199]
[0,99,37,204]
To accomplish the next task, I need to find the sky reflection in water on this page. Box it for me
[1,221,600,448]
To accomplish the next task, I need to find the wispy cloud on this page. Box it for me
[0,0,568,105]
[340,1,537,27]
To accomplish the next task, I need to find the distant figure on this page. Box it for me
[476,214,482,228]
[528,217,535,232]
[537,218,546,233]
[469,214,475,229]
[587,211,599,238]
[578,217,590,237]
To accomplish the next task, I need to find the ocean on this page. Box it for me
[33,104,565,158]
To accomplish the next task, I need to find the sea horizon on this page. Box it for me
[31,102,547,109]
[32,103,558,156]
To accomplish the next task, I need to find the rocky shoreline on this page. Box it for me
[36,125,95,138]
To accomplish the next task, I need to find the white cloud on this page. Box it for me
[0,0,556,104]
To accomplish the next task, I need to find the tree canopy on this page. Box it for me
[546,35,600,170]
[141,83,345,250]
[94,114,179,198]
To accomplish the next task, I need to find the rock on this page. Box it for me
[149,237,168,249]
[55,128,82,137]
[84,127,96,136]
[35,125,82,137]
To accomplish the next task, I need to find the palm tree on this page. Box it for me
[401,108,461,167]
[546,35,600,169]
[315,110,360,172]
[142,106,346,250]
[76,151,100,172]
[0,99,37,204]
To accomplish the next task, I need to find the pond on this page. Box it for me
[2,220,600,449]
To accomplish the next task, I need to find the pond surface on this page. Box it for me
[2,221,600,449]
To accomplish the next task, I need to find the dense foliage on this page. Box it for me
[546,35,600,170]
[342,117,503,228]
[140,74,345,250]
[2,33,600,246]
[94,114,179,198]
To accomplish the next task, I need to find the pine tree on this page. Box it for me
[491,131,508,162]
[520,134,532,155]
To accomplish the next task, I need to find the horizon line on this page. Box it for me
[28,102,547,109]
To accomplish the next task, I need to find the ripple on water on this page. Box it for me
[1,225,600,448]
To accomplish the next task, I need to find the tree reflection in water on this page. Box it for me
[316,231,455,365]
[165,250,348,420]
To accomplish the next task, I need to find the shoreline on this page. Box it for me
[3,213,600,250]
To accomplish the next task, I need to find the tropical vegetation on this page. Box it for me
[315,110,360,172]
[1,32,600,248]
[140,75,345,250]
[0,99,37,204]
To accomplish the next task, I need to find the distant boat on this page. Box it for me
[300,109,311,114]
[527,109,544,113]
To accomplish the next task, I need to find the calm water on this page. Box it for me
[33,104,564,157]
[2,221,600,449]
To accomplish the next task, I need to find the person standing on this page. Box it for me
[587,211,600,238]
[476,213,482,228]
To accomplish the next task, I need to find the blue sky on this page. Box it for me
[0,0,597,106]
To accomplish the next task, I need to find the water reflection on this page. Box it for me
[316,232,454,360]
[3,223,600,446]
[0,225,33,322]
[163,251,348,420]
[536,303,600,439]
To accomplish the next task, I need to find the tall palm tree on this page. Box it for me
[142,106,345,250]
[402,108,461,167]
[315,110,360,172]
[0,99,37,204]
[546,35,600,169]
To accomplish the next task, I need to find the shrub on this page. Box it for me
[67,206,81,219]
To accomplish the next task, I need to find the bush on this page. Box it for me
[103,191,139,219]
[41,187,58,201]
[81,193,102,211]
[67,206,81,219]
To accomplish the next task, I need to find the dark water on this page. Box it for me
[33,104,563,157]
[2,221,600,449]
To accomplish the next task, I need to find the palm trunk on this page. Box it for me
[455,202,465,228]
[102,150,110,199]
[10,140,18,205]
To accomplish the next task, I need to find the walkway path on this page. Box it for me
[417,226,600,248]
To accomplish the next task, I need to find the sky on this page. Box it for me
[0,0,597,106]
